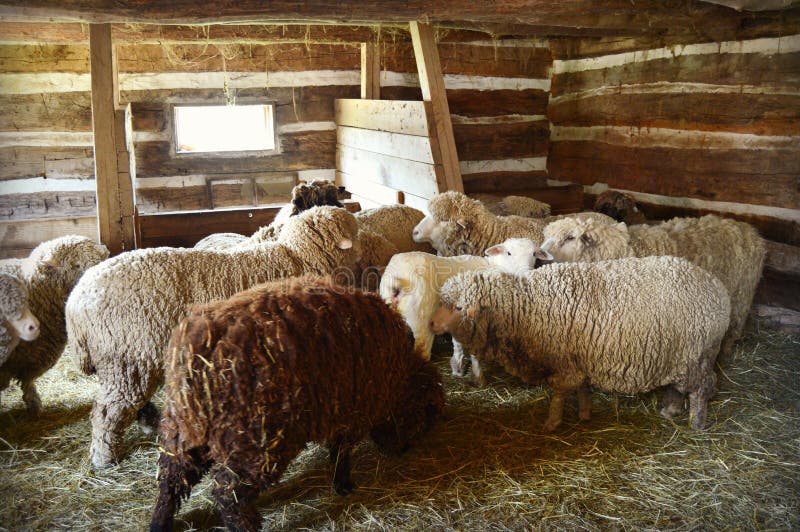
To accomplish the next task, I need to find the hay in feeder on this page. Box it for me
[1,319,798,529]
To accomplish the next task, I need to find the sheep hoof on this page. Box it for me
[334,479,355,496]
[541,420,560,433]
[25,398,41,416]
[136,402,161,435]
[89,443,117,469]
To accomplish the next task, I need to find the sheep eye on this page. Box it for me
[392,287,401,297]
[565,235,575,241]
[506,251,511,256]
[454,305,462,312]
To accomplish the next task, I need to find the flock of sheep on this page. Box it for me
[0,182,766,531]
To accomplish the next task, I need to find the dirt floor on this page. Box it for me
[1,319,798,530]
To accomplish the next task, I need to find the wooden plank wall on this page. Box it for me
[548,33,800,247]
[0,23,551,257]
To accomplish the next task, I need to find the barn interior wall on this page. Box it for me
[0,22,551,257]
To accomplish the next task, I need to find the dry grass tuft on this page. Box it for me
[1,320,798,530]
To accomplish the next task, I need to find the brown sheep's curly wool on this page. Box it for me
[150,276,445,532]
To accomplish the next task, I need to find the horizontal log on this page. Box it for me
[461,170,549,193]
[336,171,403,205]
[551,51,800,97]
[0,43,89,72]
[380,41,552,78]
[549,140,800,210]
[335,99,429,136]
[0,92,93,132]
[0,216,97,259]
[381,86,549,117]
[0,146,94,179]
[336,145,441,199]
[136,201,361,248]
[0,190,96,221]
[134,130,336,178]
[453,121,550,161]
[764,240,800,276]
[337,126,434,164]
[548,92,800,136]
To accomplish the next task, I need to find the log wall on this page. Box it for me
[0,23,551,257]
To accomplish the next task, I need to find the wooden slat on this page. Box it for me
[136,201,361,248]
[0,93,93,132]
[453,121,550,161]
[336,170,403,205]
[400,190,429,213]
[765,240,800,277]
[360,42,380,99]
[336,144,440,199]
[337,125,434,164]
[462,171,549,193]
[0,146,94,179]
[410,21,463,193]
[380,86,550,118]
[334,98,429,136]
[115,104,135,250]
[0,216,97,258]
[0,190,96,221]
[0,43,89,72]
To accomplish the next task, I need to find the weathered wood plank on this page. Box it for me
[337,126,434,164]
[453,121,550,161]
[551,51,800,97]
[336,170,403,205]
[0,146,94,179]
[336,144,440,199]
[410,21,463,193]
[549,141,800,210]
[116,42,360,73]
[765,240,800,277]
[381,86,550,117]
[134,131,336,178]
[381,40,552,78]
[548,92,800,136]
[461,170,549,193]
[335,98,429,136]
[0,216,97,259]
[401,189,429,213]
[360,42,380,99]
[0,93,93,132]
[0,43,89,72]
[0,190,96,220]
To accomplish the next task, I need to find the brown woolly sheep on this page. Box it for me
[150,276,445,531]
[593,190,647,225]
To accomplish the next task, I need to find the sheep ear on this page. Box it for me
[456,218,468,229]
[484,244,505,257]
[534,249,553,262]
[466,306,477,320]
[337,238,353,250]
[616,221,627,230]
[37,258,62,273]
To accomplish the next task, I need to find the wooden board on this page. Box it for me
[360,42,380,99]
[336,170,402,205]
[337,125,434,164]
[335,98,429,136]
[0,216,98,258]
[336,144,441,199]
[453,121,550,160]
[380,86,550,118]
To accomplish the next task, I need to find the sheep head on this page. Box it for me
[485,238,553,275]
[541,219,629,263]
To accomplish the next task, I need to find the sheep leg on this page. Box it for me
[470,355,485,387]
[543,374,585,433]
[577,382,592,422]
[329,438,355,496]
[688,372,717,431]
[21,379,41,414]
[660,386,685,419]
[211,467,263,532]
[450,339,466,377]
[89,390,142,468]
[150,450,210,532]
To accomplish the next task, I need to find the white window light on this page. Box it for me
[174,104,276,153]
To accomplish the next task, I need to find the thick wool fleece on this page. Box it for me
[0,235,109,413]
[593,190,646,225]
[471,193,551,218]
[65,207,362,468]
[355,204,434,254]
[439,257,730,431]
[0,273,33,365]
[150,276,444,531]
[542,214,766,356]
[428,191,613,256]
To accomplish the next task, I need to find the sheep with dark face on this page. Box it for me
[0,273,40,366]
[150,276,444,532]
[593,190,647,225]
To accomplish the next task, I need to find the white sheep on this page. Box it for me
[430,257,731,432]
[412,191,613,256]
[65,206,362,468]
[0,236,109,413]
[540,214,766,357]
[0,273,40,366]
[471,193,551,218]
[379,239,553,381]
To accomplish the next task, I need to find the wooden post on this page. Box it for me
[409,21,463,193]
[360,43,380,99]
[90,23,133,254]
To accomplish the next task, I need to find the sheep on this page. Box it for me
[193,179,346,250]
[412,191,613,256]
[430,256,731,432]
[149,276,444,532]
[0,236,109,413]
[471,193,551,218]
[0,273,40,366]
[65,206,362,468]
[540,214,766,357]
[593,190,647,225]
[354,204,434,254]
[379,239,552,379]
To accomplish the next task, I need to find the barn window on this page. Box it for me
[173,104,277,154]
